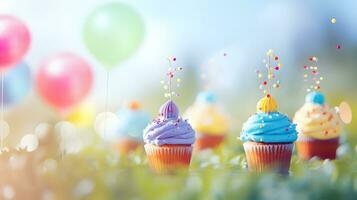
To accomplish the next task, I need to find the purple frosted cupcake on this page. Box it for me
[143,100,196,173]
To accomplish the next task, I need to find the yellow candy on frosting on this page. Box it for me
[257,95,278,113]
[294,103,342,140]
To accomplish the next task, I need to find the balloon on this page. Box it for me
[36,52,93,113]
[94,112,120,140]
[0,15,31,70]
[83,3,145,68]
[0,62,31,106]
[67,102,95,128]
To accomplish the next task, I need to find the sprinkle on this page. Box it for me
[336,44,341,49]
[285,128,289,132]
[331,18,336,24]
[257,49,283,96]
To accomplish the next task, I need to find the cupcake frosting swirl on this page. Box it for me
[240,112,298,143]
[294,92,341,140]
[143,100,195,146]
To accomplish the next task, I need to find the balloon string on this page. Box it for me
[1,72,4,149]
[104,70,110,138]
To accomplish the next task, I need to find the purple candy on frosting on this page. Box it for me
[159,100,179,119]
[143,100,196,146]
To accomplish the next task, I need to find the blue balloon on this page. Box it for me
[1,62,31,106]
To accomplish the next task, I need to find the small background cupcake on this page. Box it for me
[240,50,298,174]
[294,57,352,160]
[294,92,351,160]
[113,101,150,155]
[184,91,229,150]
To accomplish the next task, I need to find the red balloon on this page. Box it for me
[36,52,93,112]
[0,15,31,69]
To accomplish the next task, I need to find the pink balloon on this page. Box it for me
[36,52,93,112]
[0,15,31,69]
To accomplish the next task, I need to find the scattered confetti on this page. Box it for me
[162,57,183,99]
[303,56,323,93]
[256,49,282,96]
[331,18,336,24]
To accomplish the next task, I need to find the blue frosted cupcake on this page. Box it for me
[114,101,150,155]
[240,95,298,174]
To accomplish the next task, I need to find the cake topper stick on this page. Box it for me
[257,49,281,96]
[303,56,323,92]
[256,50,282,113]
[161,57,182,100]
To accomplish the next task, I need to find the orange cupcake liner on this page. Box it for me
[243,141,293,174]
[113,139,143,155]
[195,133,225,150]
[144,144,193,173]
[296,136,339,160]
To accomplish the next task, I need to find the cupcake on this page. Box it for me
[184,91,229,150]
[143,100,195,173]
[113,101,150,155]
[294,92,342,160]
[143,58,195,173]
[240,50,298,174]
[240,95,298,174]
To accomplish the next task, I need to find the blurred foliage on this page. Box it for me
[1,124,356,200]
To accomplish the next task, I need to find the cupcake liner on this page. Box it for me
[113,139,143,155]
[144,144,193,173]
[195,133,225,150]
[243,142,293,174]
[296,136,339,160]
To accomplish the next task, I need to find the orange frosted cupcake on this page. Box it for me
[184,91,229,150]
[143,100,195,173]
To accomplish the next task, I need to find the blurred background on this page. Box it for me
[0,0,356,145]
[0,0,357,199]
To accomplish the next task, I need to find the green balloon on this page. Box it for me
[83,3,145,69]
